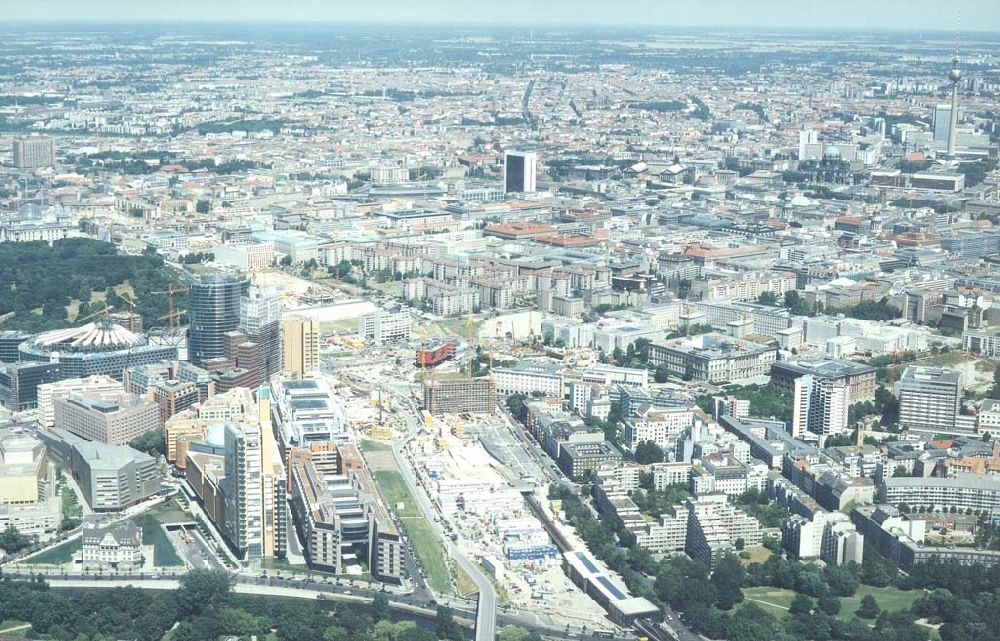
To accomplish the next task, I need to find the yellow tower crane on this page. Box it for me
[149,284,189,330]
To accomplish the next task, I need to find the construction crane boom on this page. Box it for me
[150,284,189,330]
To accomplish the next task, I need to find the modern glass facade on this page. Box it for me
[504,153,526,193]
[188,274,249,366]
[240,286,282,379]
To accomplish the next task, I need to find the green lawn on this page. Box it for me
[438,317,483,339]
[922,352,972,368]
[372,469,452,594]
[0,620,29,631]
[743,585,922,622]
[847,585,922,615]
[184,263,220,275]
[372,280,401,296]
[260,558,310,574]
[359,439,392,453]
[25,538,80,565]
[0,621,28,637]
[738,546,773,566]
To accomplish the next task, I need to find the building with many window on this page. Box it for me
[770,358,877,405]
[648,334,778,383]
[240,286,283,380]
[422,378,495,415]
[963,327,1000,359]
[357,304,411,343]
[0,431,61,537]
[624,405,693,451]
[13,136,56,168]
[557,441,622,479]
[288,445,404,582]
[40,428,160,512]
[880,476,1000,515]
[791,374,850,438]
[225,422,261,561]
[852,504,1000,570]
[493,361,564,396]
[271,378,348,446]
[188,274,249,366]
[37,375,123,429]
[53,390,160,446]
[503,150,538,194]
[283,317,321,378]
[80,516,143,570]
[18,321,178,383]
[682,493,763,568]
[896,367,963,434]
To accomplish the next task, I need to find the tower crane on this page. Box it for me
[149,284,189,330]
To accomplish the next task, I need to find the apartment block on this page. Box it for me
[896,367,963,433]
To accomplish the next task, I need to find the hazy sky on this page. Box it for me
[2,0,997,31]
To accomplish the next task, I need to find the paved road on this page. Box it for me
[11,572,616,641]
[495,405,567,485]
[497,402,707,641]
[389,396,497,641]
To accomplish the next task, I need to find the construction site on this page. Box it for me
[402,418,612,630]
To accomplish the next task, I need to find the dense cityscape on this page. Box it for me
[0,10,999,641]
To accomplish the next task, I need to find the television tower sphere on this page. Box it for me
[949,65,962,83]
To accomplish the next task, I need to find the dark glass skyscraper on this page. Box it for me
[188,274,249,366]
[503,150,537,193]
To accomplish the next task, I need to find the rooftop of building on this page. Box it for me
[46,428,154,471]
[560,440,621,458]
[653,332,776,357]
[563,550,659,616]
[772,357,876,378]
[882,475,1000,491]
[899,366,963,385]
[496,360,564,375]
[82,515,141,547]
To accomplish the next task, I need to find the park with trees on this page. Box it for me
[0,238,186,333]
[0,569,514,641]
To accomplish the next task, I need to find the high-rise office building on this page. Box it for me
[933,104,956,143]
[224,422,264,561]
[188,274,249,366]
[503,150,537,194]
[283,317,320,378]
[240,286,282,380]
[896,367,963,433]
[13,136,55,168]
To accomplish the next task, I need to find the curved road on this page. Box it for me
[3,571,619,641]
[390,396,497,641]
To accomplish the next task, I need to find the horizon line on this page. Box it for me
[0,19,995,35]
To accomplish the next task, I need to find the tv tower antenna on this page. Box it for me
[946,13,961,158]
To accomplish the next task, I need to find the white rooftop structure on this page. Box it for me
[32,321,143,350]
